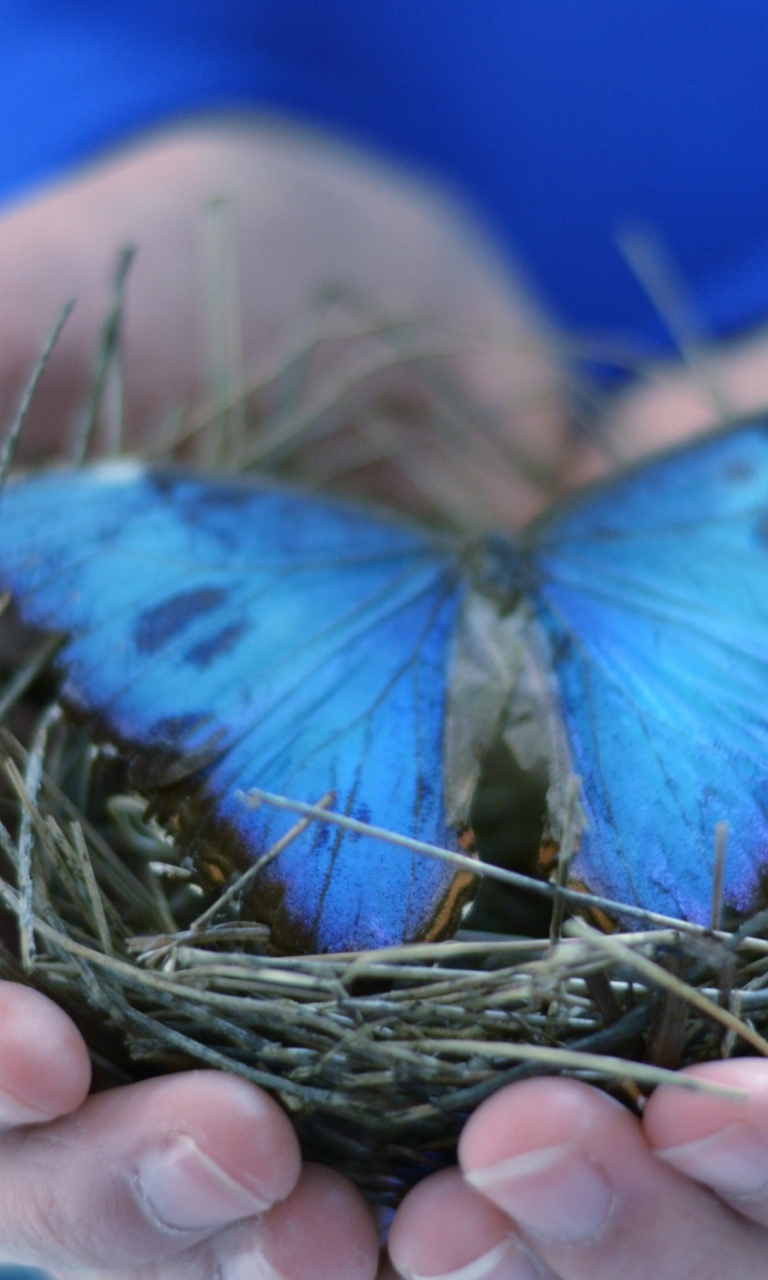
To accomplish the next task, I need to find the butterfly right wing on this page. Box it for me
[526,422,768,925]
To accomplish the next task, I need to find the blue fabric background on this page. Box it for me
[0,1268,49,1279]
[2,1,768,351]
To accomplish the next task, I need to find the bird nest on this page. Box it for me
[2,619,768,1208]
[1,287,768,1209]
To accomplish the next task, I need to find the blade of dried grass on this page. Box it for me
[568,920,768,1056]
[189,792,335,931]
[242,787,730,934]
[0,727,171,927]
[0,300,74,488]
[0,633,62,722]
[73,248,134,463]
[399,1039,747,1097]
[68,822,114,956]
[11,705,61,967]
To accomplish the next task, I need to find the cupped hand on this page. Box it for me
[0,116,575,530]
[386,1064,768,1280]
[8,107,768,1280]
[0,980,379,1279]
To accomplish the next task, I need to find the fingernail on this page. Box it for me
[134,1135,271,1232]
[0,1083,51,1129]
[465,1142,613,1244]
[656,1122,768,1198]
[401,1236,543,1280]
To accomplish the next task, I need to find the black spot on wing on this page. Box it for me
[135,587,229,654]
[193,482,257,511]
[184,618,249,668]
[550,631,573,665]
[754,511,768,549]
[150,712,212,746]
[726,459,755,483]
[148,472,262,549]
[310,821,332,853]
[147,473,186,500]
[584,525,623,541]
[417,775,435,808]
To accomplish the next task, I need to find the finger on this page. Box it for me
[0,121,571,528]
[0,1071,301,1272]
[0,981,91,1127]
[600,325,768,467]
[457,1077,768,1280]
[387,1166,556,1280]
[644,1058,768,1227]
[219,1162,380,1280]
[46,1163,379,1280]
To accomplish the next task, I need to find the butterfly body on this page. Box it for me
[3,424,768,951]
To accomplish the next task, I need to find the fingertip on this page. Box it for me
[114,1071,303,1210]
[644,1057,768,1151]
[252,1163,379,1280]
[0,1070,306,1270]
[458,1076,621,1175]
[388,1167,514,1279]
[0,981,91,1123]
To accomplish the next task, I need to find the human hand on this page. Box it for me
[0,980,378,1279]
[0,116,575,530]
[8,107,768,1280]
[0,112,562,1280]
[386,1064,768,1280]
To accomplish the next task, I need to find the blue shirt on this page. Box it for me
[3,1,768,353]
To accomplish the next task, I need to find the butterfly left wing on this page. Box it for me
[525,421,768,925]
[0,462,472,953]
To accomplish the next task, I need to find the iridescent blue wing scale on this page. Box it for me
[7,422,767,945]
[0,463,469,953]
[526,421,768,924]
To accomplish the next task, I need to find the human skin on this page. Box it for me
[3,120,768,1279]
[0,117,576,531]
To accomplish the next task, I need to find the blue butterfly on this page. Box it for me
[1,420,767,953]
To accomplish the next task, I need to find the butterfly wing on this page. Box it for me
[526,421,768,924]
[0,462,470,953]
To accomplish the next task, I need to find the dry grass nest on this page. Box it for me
[4,593,768,1210]
[1,287,768,1209]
